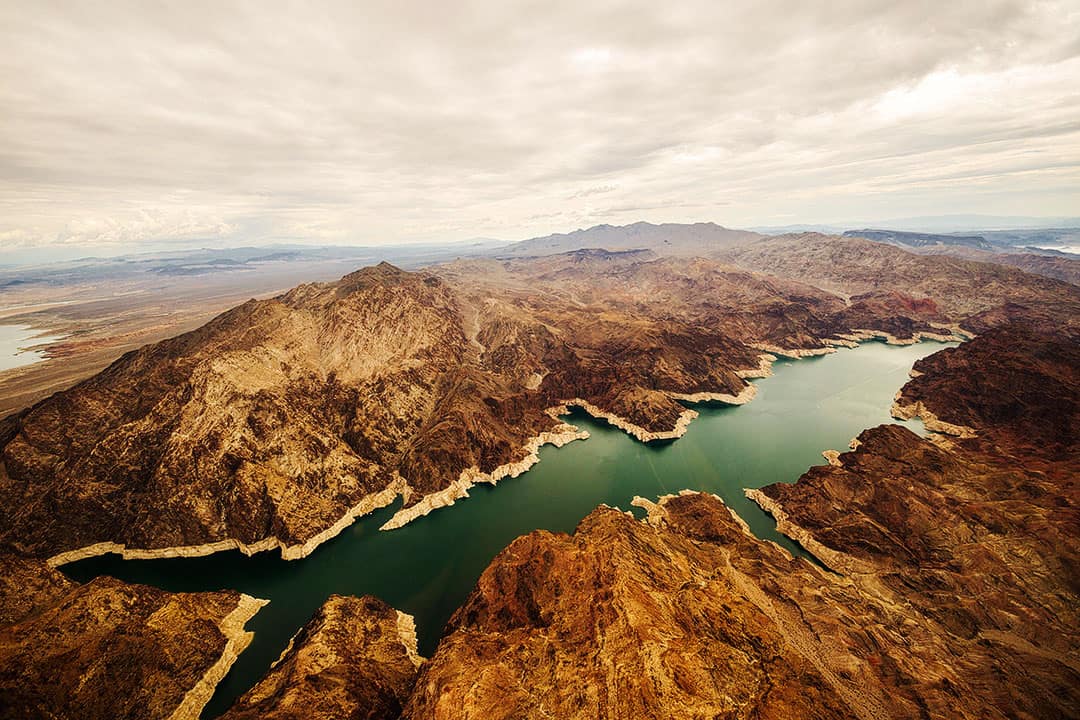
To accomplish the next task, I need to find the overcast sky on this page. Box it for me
[2,0,1078,253]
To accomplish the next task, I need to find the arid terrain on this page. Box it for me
[1,225,1078,719]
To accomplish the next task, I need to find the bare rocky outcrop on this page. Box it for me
[0,554,265,720]
[220,595,421,720]
[402,326,1079,720]
[3,247,1022,563]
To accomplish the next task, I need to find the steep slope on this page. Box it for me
[220,595,421,720]
[1,243,1069,563]
[0,263,473,561]
[0,553,265,720]
[403,328,1079,720]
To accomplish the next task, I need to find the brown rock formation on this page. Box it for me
[0,248,982,562]
[719,232,1080,330]
[403,327,1079,720]
[220,595,421,720]
[0,553,265,720]
[1,239,1073,563]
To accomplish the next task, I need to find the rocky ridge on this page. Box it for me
[398,327,1079,719]
[0,553,265,720]
[2,243,1032,564]
[220,595,420,720]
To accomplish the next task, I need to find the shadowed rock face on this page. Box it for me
[0,554,264,720]
[900,327,1080,460]
[221,595,420,720]
[1,245,1018,562]
[402,328,1079,720]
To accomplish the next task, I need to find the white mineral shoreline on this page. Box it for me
[395,610,425,668]
[379,415,590,530]
[47,482,404,567]
[889,394,978,438]
[166,593,268,720]
[48,327,973,561]
[383,328,971,531]
[744,488,877,576]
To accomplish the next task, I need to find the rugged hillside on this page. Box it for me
[907,244,1080,285]
[0,553,265,720]
[0,236,1076,718]
[1,247,989,563]
[220,595,420,720]
[720,232,1080,325]
[401,328,1079,719]
[843,227,994,250]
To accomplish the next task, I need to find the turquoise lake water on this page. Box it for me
[63,340,954,717]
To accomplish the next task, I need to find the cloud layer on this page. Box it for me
[2,0,1078,249]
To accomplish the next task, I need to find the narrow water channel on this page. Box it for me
[63,340,954,717]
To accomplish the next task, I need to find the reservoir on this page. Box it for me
[0,324,65,372]
[63,340,955,717]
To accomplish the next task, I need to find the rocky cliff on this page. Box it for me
[401,328,1079,719]
[3,243,1030,563]
[220,595,420,720]
[0,553,265,720]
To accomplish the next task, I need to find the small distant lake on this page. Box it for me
[62,340,956,718]
[0,324,65,372]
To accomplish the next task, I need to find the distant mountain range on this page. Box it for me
[841,229,995,251]
[495,221,759,257]
[753,215,1080,235]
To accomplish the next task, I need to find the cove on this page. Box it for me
[62,340,955,718]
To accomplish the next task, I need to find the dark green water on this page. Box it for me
[63,340,954,717]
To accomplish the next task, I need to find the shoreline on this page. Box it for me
[47,481,404,568]
[744,488,876,576]
[166,593,268,720]
[889,395,977,439]
[380,382,762,532]
[379,415,590,530]
[48,327,971,562]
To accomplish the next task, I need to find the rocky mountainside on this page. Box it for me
[889,243,1080,285]
[719,232,1080,324]
[220,595,420,720]
[843,228,995,250]
[0,553,265,720]
[0,231,1077,719]
[399,328,1079,719]
[2,242,1074,565]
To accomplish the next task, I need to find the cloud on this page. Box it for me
[0,0,1078,251]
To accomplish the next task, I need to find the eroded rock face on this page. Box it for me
[402,493,953,719]
[221,595,421,720]
[0,554,265,720]
[404,327,1079,720]
[1,249,999,562]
